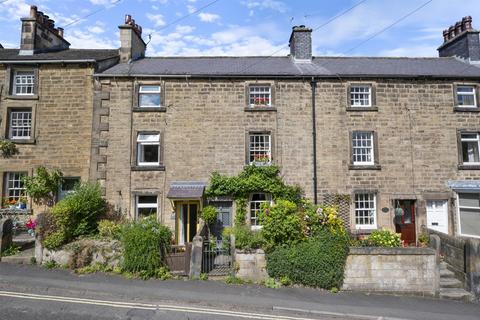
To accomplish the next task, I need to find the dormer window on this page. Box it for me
[13,70,35,95]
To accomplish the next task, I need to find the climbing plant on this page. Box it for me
[0,140,19,158]
[205,165,303,225]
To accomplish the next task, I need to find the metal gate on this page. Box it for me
[201,239,232,275]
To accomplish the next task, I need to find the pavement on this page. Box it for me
[0,262,479,320]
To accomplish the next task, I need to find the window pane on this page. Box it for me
[5,172,26,203]
[458,94,475,106]
[459,193,480,208]
[459,207,480,237]
[249,134,271,163]
[14,71,35,95]
[138,195,157,204]
[350,85,371,107]
[355,193,376,227]
[9,110,32,139]
[138,207,157,218]
[139,93,161,107]
[249,86,271,106]
[61,178,80,191]
[352,132,373,164]
[140,86,160,92]
[462,141,480,163]
[457,86,475,93]
[141,144,159,163]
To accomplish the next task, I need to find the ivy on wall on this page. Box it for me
[205,165,303,225]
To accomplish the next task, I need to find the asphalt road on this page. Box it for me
[0,262,478,320]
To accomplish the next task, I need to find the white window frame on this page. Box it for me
[136,133,160,166]
[135,195,158,219]
[9,109,32,140]
[13,70,35,96]
[456,193,480,239]
[249,85,272,107]
[352,131,374,165]
[456,85,477,108]
[350,85,372,107]
[354,193,377,229]
[249,133,272,165]
[139,85,161,108]
[460,133,480,165]
[249,193,272,230]
[4,172,26,204]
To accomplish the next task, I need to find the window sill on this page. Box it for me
[346,106,378,112]
[131,165,165,171]
[352,227,377,235]
[133,107,167,113]
[7,138,35,145]
[454,107,480,112]
[458,164,480,170]
[5,94,39,100]
[349,164,381,170]
[244,106,277,112]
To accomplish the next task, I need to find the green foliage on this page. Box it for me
[30,257,37,265]
[120,217,172,276]
[259,200,306,251]
[200,205,218,227]
[222,226,265,251]
[234,198,247,226]
[1,244,20,257]
[418,233,429,246]
[263,277,280,289]
[303,202,346,236]
[225,275,245,285]
[42,183,107,249]
[23,166,63,206]
[279,275,292,286]
[199,273,209,280]
[0,140,19,158]
[75,263,112,274]
[266,228,350,289]
[330,287,339,293]
[44,260,58,269]
[361,229,402,248]
[98,219,123,239]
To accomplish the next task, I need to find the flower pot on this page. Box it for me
[19,203,27,209]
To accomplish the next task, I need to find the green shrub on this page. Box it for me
[266,228,349,289]
[42,182,107,249]
[263,277,280,289]
[222,225,265,251]
[200,206,218,227]
[279,275,292,286]
[120,217,172,277]
[1,244,20,257]
[361,229,402,248]
[44,260,58,269]
[418,233,429,246]
[23,166,62,207]
[98,219,123,239]
[259,200,306,251]
[225,275,245,285]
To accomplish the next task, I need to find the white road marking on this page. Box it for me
[273,306,411,320]
[0,290,326,320]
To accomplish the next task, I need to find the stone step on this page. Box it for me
[440,268,456,279]
[0,248,35,265]
[440,278,463,289]
[440,288,474,302]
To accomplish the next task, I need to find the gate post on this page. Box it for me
[189,235,203,279]
[0,218,14,260]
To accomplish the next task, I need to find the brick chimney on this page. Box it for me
[19,5,70,55]
[438,16,480,61]
[289,25,313,62]
[119,14,146,63]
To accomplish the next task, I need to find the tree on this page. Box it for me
[23,166,63,210]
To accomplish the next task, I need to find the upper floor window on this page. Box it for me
[3,172,26,206]
[8,109,32,140]
[461,133,480,165]
[249,193,271,228]
[354,193,377,229]
[249,133,271,165]
[249,85,271,107]
[456,86,477,108]
[139,85,161,108]
[352,131,374,165]
[350,85,371,107]
[13,70,35,95]
[137,133,160,166]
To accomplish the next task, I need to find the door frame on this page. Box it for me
[393,199,417,245]
[174,200,202,245]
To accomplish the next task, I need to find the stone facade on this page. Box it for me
[342,247,439,296]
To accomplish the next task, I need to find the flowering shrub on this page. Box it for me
[305,204,345,236]
[2,198,17,207]
[361,229,402,248]
[25,218,37,236]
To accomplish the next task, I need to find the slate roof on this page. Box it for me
[0,49,119,62]
[167,181,207,199]
[99,56,480,78]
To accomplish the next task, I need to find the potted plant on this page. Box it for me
[25,218,37,237]
[19,196,27,209]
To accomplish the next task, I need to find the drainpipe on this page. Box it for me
[310,78,318,205]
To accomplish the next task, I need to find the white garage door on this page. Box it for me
[426,200,449,234]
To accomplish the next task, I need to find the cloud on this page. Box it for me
[87,21,107,34]
[146,13,166,27]
[198,12,220,23]
[379,45,437,57]
[67,28,119,49]
[241,0,288,13]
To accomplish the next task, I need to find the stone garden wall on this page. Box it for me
[235,249,268,282]
[342,247,439,296]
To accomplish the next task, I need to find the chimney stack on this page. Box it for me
[119,14,146,63]
[289,25,313,62]
[438,16,480,62]
[20,5,70,55]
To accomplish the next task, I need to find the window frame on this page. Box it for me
[12,70,36,96]
[138,85,162,108]
[349,84,372,108]
[456,85,477,108]
[8,108,32,140]
[248,85,272,108]
[354,193,377,230]
[3,172,27,206]
[352,131,375,166]
[247,132,272,165]
[249,192,272,230]
[459,131,480,166]
[136,132,161,167]
[135,194,158,219]
[456,192,480,238]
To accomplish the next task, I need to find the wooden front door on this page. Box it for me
[175,201,199,245]
[394,200,416,245]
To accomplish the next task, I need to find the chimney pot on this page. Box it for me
[47,19,54,29]
[125,14,132,24]
[455,21,462,35]
[448,25,455,39]
[30,5,37,18]
[465,16,473,30]
[130,18,135,26]
[443,29,449,42]
[57,27,64,38]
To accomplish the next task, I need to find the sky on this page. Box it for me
[1,0,480,57]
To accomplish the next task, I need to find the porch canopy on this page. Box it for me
[167,181,206,199]
[447,180,480,192]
